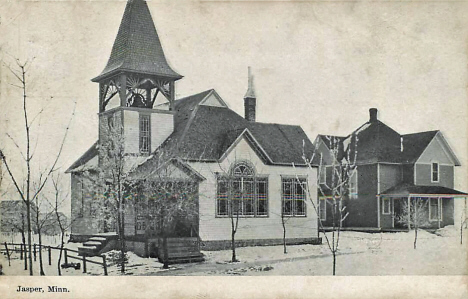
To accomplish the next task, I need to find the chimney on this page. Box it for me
[369,108,378,123]
[244,67,256,122]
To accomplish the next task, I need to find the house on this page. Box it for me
[66,0,320,253]
[315,108,467,230]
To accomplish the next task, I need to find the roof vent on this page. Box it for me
[369,108,378,123]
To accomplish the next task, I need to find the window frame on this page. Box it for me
[281,177,307,217]
[139,113,151,155]
[431,162,439,183]
[382,197,391,215]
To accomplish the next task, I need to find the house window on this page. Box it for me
[431,162,439,182]
[319,198,327,221]
[282,178,307,217]
[382,198,391,215]
[139,114,151,154]
[216,163,269,217]
[348,168,358,199]
[319,166,326,184]
[78,179,84,218]
[429,198,442,221]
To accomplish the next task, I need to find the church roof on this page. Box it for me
[67,90,317,173]
[153,89,317,166]
[92,0,181,82]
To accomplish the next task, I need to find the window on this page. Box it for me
[382,198,391,215]
[139,114,151,154]
[348,168,358,199]
[216,163,269,217]
[282,178,307,217]
[319,166,326,184]
[319,198,327,221]
[429,198,441,221]
[431,162,439,182]
[78,179,84,218]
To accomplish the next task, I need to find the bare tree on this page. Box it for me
[397,198,429,249]
[298,134,358,275]
[44,173,73,276]
[461,197,468,245]
[281,210,291,254]
[0,59,74,275]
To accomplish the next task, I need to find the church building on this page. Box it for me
[66,0,320,254]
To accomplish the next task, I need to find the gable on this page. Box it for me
[314,137,336,166]
[417,132,459,165]
[200,91,228,108]
[220,134,269,169]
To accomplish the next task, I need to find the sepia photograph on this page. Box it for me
[0,0,467,297]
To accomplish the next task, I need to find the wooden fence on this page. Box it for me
[1,242,108,276]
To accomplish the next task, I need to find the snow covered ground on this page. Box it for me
[1,226,466,276]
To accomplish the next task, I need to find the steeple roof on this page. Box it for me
[92,0,182,82]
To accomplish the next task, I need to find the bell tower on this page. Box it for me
[93,0,181,157]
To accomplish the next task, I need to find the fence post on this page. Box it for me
[48,247,52,266]
[64,249,68,264]
[82,255,87,274]
[102,256,108,276]
[33,244,37,261]
[4,242,11,266]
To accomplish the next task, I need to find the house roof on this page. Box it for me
[400,131,439,163]
[317,110,460,166]
[381,183,468,197]
[156,89,316,166]
[348,120,402,164]
[65,142,98,173]
[92,0,181,82]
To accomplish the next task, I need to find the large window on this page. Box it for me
[139,114,151,154]
[431,162,439,182]
[282,178,307,217]
[216,163,268,217]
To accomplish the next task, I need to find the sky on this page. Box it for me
[1,0,467,207]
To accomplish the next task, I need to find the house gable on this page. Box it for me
[416,132,460,166]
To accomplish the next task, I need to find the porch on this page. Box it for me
[379,184,467,229]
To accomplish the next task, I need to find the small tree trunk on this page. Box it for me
[22,232,27,271]
[414,227,418,250]
[57,230,65,276]
[162,234,169,269]
[231,229,237,262]
[332,251,336,276]
[282,215,287,254]
[38,231,45,276]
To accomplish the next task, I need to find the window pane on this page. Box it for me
[432,163,439,181]
[217,179,229,216]
[256,180,268,216]
[295,200,305,216]
[283,200,293,216]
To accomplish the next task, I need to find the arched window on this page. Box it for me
[216,162,268,217]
